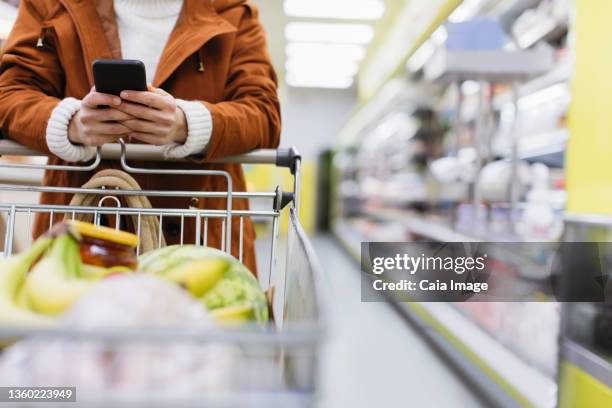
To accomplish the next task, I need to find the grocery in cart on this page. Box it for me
[0,140,327,408]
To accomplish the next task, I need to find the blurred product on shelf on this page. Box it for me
[512,0,570,49]
[478,160,531,202]
[517,163,565,241]
[336,106,442,217]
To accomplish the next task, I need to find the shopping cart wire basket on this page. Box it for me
[0,139,328,408]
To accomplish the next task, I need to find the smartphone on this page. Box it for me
[92,59,147,97]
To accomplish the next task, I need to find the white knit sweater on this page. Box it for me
[46,0,213,162]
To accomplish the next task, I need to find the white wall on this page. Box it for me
[252,0,358,159]
[281,87,357,160]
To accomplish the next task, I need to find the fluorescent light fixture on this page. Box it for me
[285,22,375,45]
[286,58,360,77]
[406,40,435,73]
[286,73,354,89]
[448,0,487,23]
[284,0,385,21]
[286,42,367,62]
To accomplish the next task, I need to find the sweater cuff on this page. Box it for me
[163,99,212,159]
[46,98,97,162]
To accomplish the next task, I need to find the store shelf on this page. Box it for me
[493,60,573,108]
[504,128,569,168]
[425,47,555,83]
[519,131,568,167]
[349,192,428,207]
[563,341,612,389]
[360,209,477,242]
[404,216,481,242]
[364,208,528,243]
[565,212,612,228]
[515,17,568,50]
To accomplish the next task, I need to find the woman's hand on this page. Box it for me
[68,89,133,146]
[116,86,188,145]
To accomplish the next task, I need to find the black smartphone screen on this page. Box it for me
[92,59,147,97]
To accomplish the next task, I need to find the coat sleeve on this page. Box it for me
[201,4,281,160]
[0,0,64,154]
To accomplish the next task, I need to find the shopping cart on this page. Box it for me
[0,139,328,408]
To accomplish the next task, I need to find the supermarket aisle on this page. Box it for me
[312,236,484,408]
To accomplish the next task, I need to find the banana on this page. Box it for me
[25,234,94,316]
[15,284,30,309]
[0,236,54,326]
[164,258,229,297]
[209,303,255,324]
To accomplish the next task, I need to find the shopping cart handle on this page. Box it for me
[275,147,301,174]
[0,139,300,169]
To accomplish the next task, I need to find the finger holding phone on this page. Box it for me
[87,59,187,147]
[68,89,133,146]
[116,86,188,146]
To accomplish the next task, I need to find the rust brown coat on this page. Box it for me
[0,0,282,273]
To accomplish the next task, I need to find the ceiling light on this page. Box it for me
[286,73,354,89]
[285,22,375,45]
[286,58,360,77]
[286,42,367,62]
[284,0,385,21]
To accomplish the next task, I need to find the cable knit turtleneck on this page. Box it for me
[114,0,183,83]
[45,0,213,162]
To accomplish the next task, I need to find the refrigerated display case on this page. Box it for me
[331,0,611,406]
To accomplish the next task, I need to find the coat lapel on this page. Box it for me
[57,0,237,88]
[58,0,117,86]
[152,0,238,87]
